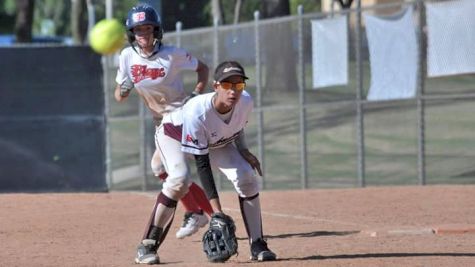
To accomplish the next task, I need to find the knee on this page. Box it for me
[163,178,189,200]
[235,171,259,198]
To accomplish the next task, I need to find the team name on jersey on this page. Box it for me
[131,64,166,83]
[209,131,241,148]
[185,134,198,145]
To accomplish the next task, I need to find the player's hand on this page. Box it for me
[239,149,262,176]
[120,77,134,97]
[155,170,168,181]
[152,153,168,181]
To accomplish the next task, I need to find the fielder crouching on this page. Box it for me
[157,61,276,262]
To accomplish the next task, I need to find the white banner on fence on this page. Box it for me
[311,15,348,89]
[426,0,475,77]
[364,7,418,101]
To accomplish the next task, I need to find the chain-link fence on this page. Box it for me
[104,0,475,191]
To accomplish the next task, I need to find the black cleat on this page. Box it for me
[250,238,277,261]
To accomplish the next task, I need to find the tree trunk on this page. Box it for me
[260,0,296,92]
[15,0,35,43]
[71,0,88,44]
[233,0,243,24]
[211,0,225,25]
[336,0,354,9]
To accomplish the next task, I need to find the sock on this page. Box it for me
[142,192,177,245]
[180,188,201,213]
[153,192,177,227]
[189,182,214,216]
[239,194,263,242]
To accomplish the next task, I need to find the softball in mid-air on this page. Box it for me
[89,19,125,55]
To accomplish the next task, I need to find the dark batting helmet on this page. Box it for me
[125,4,163,44]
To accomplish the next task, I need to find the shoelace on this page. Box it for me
[181,213,193,227]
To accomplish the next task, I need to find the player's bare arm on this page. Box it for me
[183,60,209,104]
[239,149,263,176]
[235,130,263,176]
[194,60,209,94]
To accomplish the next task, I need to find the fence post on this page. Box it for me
[103,56,112,190]
[213,18,219,71]
[139,99,148,191]
[355,0,366,187]
[416,0,427,185]
[105,0,112,19]
[103,0,114,190]
[330,0,335,17]
[212,17,223,190]
[175,21,182,48]
[254,10,265,189]
[297,5,308,189]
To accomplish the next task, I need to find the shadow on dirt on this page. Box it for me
[282,252,475,261]
[236,230,360,240]
[267,230,360,239]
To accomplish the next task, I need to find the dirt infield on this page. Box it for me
[1,185,475,266]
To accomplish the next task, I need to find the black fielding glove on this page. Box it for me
[202,213,238,262]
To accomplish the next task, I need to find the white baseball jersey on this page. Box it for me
[181,91,253,155]
[115,44,198,118]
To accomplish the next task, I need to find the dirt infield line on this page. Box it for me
[224,207,368,227]
[433,225,475,235]
[362,224,475,237]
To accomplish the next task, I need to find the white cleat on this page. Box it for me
[176,212,209,239]
[135,239,160,264]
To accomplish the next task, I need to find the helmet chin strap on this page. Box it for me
[132,38,161,59]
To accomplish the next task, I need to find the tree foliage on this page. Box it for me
[0,0,16,33]
[161,1,210,31]
[71,0,87,44]
[0,0,322,42]
[290,0,322,14]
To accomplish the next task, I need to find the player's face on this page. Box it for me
[215,75,245,109]
[133,24,154,48]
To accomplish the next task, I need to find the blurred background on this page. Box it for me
[0,0,325,45]
[1,0,474,193]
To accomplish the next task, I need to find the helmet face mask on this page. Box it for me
[126,4,163,44]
